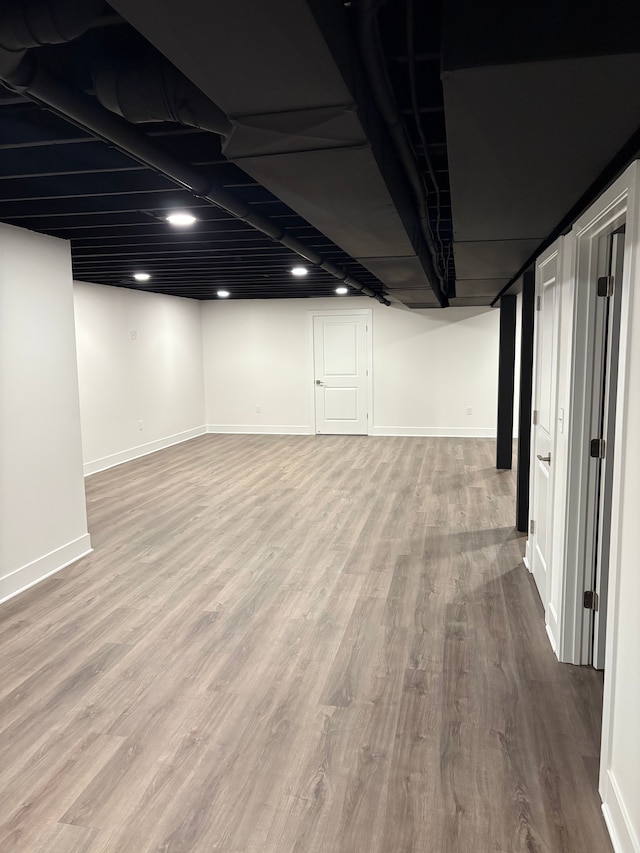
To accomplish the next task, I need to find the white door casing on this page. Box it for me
[563,196,628,666]
[311,311,371,435]
[591,230,624,669]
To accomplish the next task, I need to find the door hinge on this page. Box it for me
[590,438,606,459]
[530,520,535,535]
[532,410,539,425]
[583,590,599,611]
[597,275,614,298]
[536,295,541,311]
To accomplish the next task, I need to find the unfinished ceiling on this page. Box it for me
[2,0,640,307]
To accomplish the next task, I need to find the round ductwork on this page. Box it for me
[0,0,103,51]
[92,55,232,137]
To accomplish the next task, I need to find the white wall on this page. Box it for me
[599,164,640,853]
[604,251,640,852]
[202,297,500,436]
[524,166,640,852]
[0,224,90,604]
[74,282,206,474]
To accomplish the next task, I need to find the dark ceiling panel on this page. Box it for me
[443,0,640,71]
[453,240,542,280]
[108,0,447,304]
[444,55,640,243]
[455,279,510,298]
[236,147,417,259]
[3,0,638,309]
[110,0,352,116]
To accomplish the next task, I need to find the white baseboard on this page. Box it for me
[207,424,313,435]
[84,426,207,476]
[206,424,498,438]
[370,426,497,438]
[602,771,640,853]
[0,533,92,606]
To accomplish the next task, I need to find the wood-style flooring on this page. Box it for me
[0,435,612,852]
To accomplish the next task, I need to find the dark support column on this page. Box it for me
[516,270,535,531]
[496,294,517,470]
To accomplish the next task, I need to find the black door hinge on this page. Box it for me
[584,590,599,611]
[597,276,614,298]
[590,438,606,459]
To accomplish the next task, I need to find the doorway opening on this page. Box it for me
[563,199,627,670]
[583,227,625,670]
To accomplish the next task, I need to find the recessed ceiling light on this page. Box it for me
[291,266,308,277]
[133,272,151,282]
[165,212,197,226]
[217,290,230,298]
[335,286,348,295]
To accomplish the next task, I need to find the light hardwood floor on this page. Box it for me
[0,435,611,852]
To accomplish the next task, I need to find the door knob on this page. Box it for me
[315,379,324,386]
[537,453,551,464]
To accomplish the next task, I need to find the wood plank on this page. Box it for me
[0,435,612,852]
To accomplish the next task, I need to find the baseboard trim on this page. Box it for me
[602,771,640,853]
[370,426,497,438]
[206,424,498,438]
[207,424,313,435]
[84,426,207,476]
[0,533,92,606]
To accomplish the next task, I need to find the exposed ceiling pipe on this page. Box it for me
[0,0,103,78]
[0,0,103,50]
[0,51,390,305]
[353,0,449,308]
[92,53,232,137]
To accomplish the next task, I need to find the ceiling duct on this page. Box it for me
[0,0,102,77]
[0,52,389,305]
[92,53,232,137]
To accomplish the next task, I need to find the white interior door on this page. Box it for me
[530,250,560,606]
[313,313,369,435]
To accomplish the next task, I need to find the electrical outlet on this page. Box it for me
[466,406,473,415]
[130,329,138,340]
[256,404,261,413]
[138,420,143,430]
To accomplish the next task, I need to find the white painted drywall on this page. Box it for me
[599,167,640,853]
[202,297,500,436]
[604,277,640,852]
[523,166,640,851]
[74,282,206,474]
[0,224,90,603]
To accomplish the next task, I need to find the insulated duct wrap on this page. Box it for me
[92,56,232,136]
[0,0,103,51]
[0,54,389,305]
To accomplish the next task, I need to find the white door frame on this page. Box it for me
[596,161,640,845]
[560,185,630,665]
[308,308,373,436]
